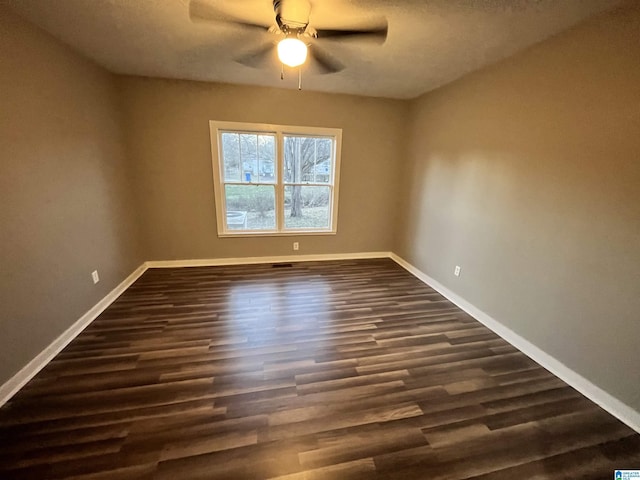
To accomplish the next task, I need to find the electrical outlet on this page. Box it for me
[91,270,100,284]
[454,266,461,277]
[293,242,299,251]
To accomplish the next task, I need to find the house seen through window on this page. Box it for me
[210,121,342,236]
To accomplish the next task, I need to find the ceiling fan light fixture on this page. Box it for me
[277,37,307,67]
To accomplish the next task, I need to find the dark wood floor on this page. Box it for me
[0,259,638,479]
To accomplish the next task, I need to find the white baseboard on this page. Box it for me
[145,251,392,268]
[0,264,148,408]
[389,253,640,434]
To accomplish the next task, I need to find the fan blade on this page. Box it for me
[309,45,344,74]
[189,0,269,32]
[316,22,388,44]
[235,44,276,69]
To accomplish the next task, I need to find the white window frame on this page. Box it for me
[209,121,342,237]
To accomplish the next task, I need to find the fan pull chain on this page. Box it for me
[278,64,303,91]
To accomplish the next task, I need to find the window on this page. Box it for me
[210,121,342,236]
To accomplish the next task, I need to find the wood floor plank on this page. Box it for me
[0,258,637,479]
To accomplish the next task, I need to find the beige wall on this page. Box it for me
[397,3,640,411]
[117,77,408,261]
[0,8,143,385]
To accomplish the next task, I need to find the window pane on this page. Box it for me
[258,135,275,183]
[224,185,275,230]
[283,136,296,183]
[240,134,258,183]
[284,186,330,230]
[284,136,333,184]
[314,138,333,184]
[222,132,276,184]
[221,133,240,182]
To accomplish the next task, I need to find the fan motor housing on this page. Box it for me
[273,0,311,32]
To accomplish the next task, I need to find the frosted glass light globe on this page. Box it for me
[277,38,308,67]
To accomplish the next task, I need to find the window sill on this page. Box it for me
[217,230,337,238]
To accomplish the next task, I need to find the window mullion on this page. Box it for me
[237,134,242,183]
[276,132,284,232]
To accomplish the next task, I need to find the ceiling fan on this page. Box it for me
[189,0,388,76]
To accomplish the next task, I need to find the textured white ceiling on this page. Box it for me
[4,0,623,99]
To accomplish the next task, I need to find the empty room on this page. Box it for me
[1,0,639,478]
